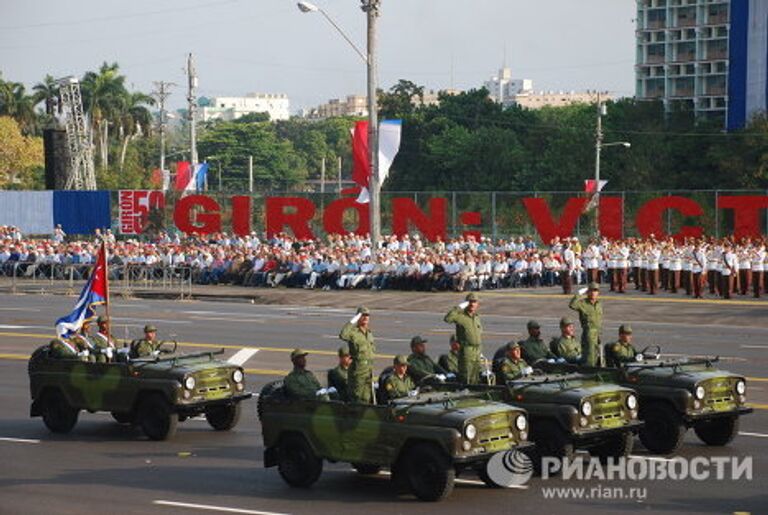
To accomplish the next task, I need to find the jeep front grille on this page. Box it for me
[197,383,229,395]
[700,378,736,410]
[588,393,627,427]
[472,413,514,449]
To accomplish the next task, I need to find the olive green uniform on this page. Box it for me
[49,338,79,359]
[407,352,447,382]
[131,338,159,358]
[327,365,349,401]
[519,336,555,364]
[569,295,604,366]
[550,336,581,363]
[339,322,376,404]
[284,367,323,400]
[438,351,459,375]
[444,307,483,384]
[498,357,530,382]
[384,373,415,400]
[69,334,95,362]
[610,341,638,364]
[91,332,115,363]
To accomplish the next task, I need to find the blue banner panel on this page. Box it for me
[53,191,111,235]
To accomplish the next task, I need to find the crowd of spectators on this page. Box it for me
[1,225,766,299]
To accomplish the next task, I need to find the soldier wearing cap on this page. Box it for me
[327,345,352,401]
[384,355,415,400]
[48,337,80,360]
[339,306,376,403]
[284,349,327,400]
[569,282,604,366]
[444,293,483,384]
[518,319,556,364]
[92,315,116,363]
[69,320,95,360]
[131,324,160,358]
[608,325,639,365]
[438,334,460,376]
[407,335,448,382]
[550,317,582,364]
[497,342,532,383]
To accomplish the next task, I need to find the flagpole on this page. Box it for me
[102,241,111,339]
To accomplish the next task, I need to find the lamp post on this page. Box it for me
[297,1,381,254]
[594,94,630,236]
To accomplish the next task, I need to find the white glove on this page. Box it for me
[350,313,362,324]
[578,287,588,295]
[408,389,419,397]
[436,374,447,382]
[78,350,89,357]
[152,350,161,357]
[326,386,338,394]
[446,373,456,380]
[105,348,114,359]
[546,358,555,364]
[458,301,469,310]
[316,388,328,396]
[635,353,644,362]
[523,366,534,375]
[373,382,379,389]
[556,357,566,364]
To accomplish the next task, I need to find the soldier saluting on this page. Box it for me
[339,306,375,404]
[569,282,604,366]
[444,293,483,384]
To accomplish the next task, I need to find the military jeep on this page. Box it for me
[549,346,752,454]
[258,380,530,502]
[28,343,252,440]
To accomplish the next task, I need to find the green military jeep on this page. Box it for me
[556,345,752,454]
[459,370,642,471]
[28,342,252,440]
[257,380,531,502]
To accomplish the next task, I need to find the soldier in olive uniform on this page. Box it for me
[550,317,582,364]
[407,335,448,382]
[496,342,532,383]
[131,325,161,358]
[284,349,327,400]
[518,319,556,364]
[92,316,116,363]
[327,346,352,401]
[48,337,79,359]
[444,293,483,384]
[438,334,460,375]
[608,325,639,365]
[384,355,415,400]
[569,282,604,366]
[339,306,376,404]
[69,321,95,361]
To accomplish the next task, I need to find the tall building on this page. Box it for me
[635,0,768,130]
[200,93,290,122]
[484,67,609,109]
[484,67,534,106]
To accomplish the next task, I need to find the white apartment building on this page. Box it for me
[484,67,606,109]
[200,93,290,122]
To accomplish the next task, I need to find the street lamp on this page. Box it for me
[594,95,630,236]
[297,1,381,255]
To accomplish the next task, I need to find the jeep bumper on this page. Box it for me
[573,420,644,446]
[684,406,753,425]
[176,392,252,416]
[453,441,534,465]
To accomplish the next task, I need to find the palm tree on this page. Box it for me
[117,91,155,171]
[80,62,128,170]
[32,74,59,116]
[0,78,38,135]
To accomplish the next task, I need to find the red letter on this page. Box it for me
[391,197,447,241]
[635,196,703,240]
[231,196,252,237]
[265,197,316,239]
[459,211,482,241]
[173,195,221,235]
[599,196,624,240]
[323,197,370,236]
[717,195,768,240]
[522,197,588,243]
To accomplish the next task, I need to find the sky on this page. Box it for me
[0,0,637,113]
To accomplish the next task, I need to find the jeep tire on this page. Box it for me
[404,444,455,502]
[277,434,323,488]
[592,431,634,463]
[528,420,574,475]
[694,415,739,446]
[639,402,685,454]
[205,403,242,431]
[138,394,178,441]
[41,390,79,433]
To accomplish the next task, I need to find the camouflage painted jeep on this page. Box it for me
[258,380,530,501]
[28,343,252,440]
[551,346,752,454]
[457,370,642,471]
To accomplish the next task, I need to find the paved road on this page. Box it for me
[0,292,766,515]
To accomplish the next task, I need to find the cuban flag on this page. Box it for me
[183,163,209,194]
[349,120,402,204]
[55,242,108,338]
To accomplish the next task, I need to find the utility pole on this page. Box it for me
[594,92,605,237]
[337,156,342,193]
[362,0,381,254]
[320,157,326,194]
[152,81,175,174]
[186,53,198,169]
[248,155,254,193]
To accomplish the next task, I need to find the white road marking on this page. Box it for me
[377,470,528,489]
[228,348,259,366]
[739,431,768,438]
[0,307,41,312]
[0,324,49,330]
[740,345,768,349]
[113,317,191,325]
[153,500,290,515]
[0,437,40,444]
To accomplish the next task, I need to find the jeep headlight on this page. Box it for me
[736,380,746,395]
[515,414,527,431]
[232,369,244,383]
[184,376,196,390]
[581,400,592,417]
[694,385,705,400]
[626,394,638,410]
[464,423,477,440]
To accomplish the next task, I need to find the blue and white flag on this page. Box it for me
[183,163,209,194]
[55,243,108,338]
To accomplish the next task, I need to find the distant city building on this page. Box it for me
[306,95,368,119]
[420,88,461,106]
[635,0,768,130]
[484,67,606,109]
[200,93,290,122]
[484,67,534,106]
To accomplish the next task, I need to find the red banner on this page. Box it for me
[119,190,166,234]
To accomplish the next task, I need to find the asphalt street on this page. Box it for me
[0,291,766,515]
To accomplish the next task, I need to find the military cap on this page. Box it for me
[587,282,600,291]
[393,354,409,366]
[144,324,156,333]
[527,319,541,329]
[560,317,574,327]
[357,306,371,316]
[410,335,428,347]
[290,348,309,361]
[465,292,479,302]
[97,315,110,324]
[337,345,350,357]
[506,341,520,350]
[619,324,633,334]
